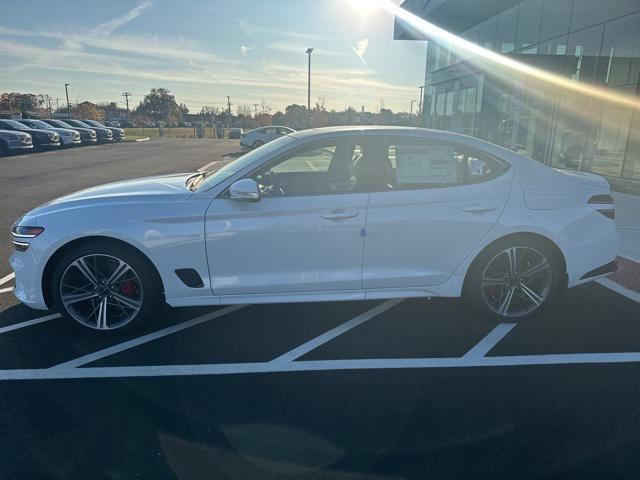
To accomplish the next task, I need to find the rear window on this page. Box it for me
[386,140,509,189]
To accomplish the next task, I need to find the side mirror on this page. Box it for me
[229,178,260,202]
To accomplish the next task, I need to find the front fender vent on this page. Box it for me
[175,268,204,288]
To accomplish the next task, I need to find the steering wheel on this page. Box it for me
[257,174,287,197]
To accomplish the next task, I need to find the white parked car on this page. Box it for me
[11,126,618,334]
[240,126,295,149]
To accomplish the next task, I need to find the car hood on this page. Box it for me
[553,168,610,189]
[18,128,54,136]
[28,173,195,217]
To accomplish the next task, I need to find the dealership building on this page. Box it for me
[396,0,640,193]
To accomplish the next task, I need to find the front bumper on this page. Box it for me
[8,145,33,153]
[10,248,48,311]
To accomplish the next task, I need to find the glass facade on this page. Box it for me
[421,0,640,190]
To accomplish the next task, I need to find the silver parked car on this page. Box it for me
[0,130,33,154]
[18,119,81,147]
[240,126,295,149]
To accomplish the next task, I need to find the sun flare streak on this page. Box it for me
[380,0,640,111]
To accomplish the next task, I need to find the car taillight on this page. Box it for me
[588,194,615,219]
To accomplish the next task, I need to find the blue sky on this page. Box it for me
[0,0,427,113]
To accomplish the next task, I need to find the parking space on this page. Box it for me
[2,138,640,478]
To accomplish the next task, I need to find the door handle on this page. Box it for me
[460,205,498,213]
[321,210,359,220]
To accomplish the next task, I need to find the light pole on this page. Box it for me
[410,100,417,116]
[306,47,314,128]
[418,85,424,117]
[64,83,71,119]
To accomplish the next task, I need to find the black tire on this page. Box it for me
[252,140,264,149]
[51,240,162,334]
[465,237,560,322]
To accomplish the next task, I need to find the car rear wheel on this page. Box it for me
[252,140,264,149]
[466,238,559,321]
[51,241,161,334]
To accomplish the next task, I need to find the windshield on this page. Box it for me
[51,120,73,128]
[24,120,52,129]
[84,120,104,127]
[198,135,295,190]
[2,119,27,129]
[68,120,92,128]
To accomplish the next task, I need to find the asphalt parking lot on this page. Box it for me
[1,139,640,479]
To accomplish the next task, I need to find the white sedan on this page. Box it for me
[240,126,295,149]
[11,126,618,334]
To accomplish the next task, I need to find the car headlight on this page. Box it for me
[11,225,45,252]
[48,133,59,141]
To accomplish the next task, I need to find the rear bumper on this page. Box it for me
[562,218,619,287]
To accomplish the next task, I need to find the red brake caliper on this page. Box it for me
[120,279,137,296]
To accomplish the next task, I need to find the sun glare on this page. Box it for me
[345,0,383,18]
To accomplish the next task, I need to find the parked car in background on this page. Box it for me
[64,119,113,143]
[240,126,295,149]
[9,126,618,334]
[104,121,121,127]
[120,120,136,128]
[0,119,60,149]
[229,127,244,139]
[42,119,97,145]
[82,119,126,142]
[18,119,81,147]
[0,130,32,155]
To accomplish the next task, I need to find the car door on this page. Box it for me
[205,137,368,296]
[263,127,278,142]
[362,136,513,289]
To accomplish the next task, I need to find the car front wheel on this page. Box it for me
[252,140,264,149]
[466,238,559,321]
[51,241,161,334]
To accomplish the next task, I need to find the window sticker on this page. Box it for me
[396,146,457,184]
[469,157,486,176]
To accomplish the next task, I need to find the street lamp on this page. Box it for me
[410,99,417,116]
[64,83,71,119]
[306,47,314,128]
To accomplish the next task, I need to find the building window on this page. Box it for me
[601,11,640,88]
[516,0,543,50]
[479,16,497,51]
[570,0,640,32]
[567,24,604,81]
[540,0,572,41]
[496,6,518,53]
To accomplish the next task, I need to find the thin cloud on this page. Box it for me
[266,42,347,57]
[240,45,253,56]
[92,0,153,37]
[236,19,328,42]
[352,38,369,64]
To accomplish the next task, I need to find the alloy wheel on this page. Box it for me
[480,246,553,318]
[59,254,143,330]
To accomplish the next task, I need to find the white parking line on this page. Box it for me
[0,272,15,286]
[597,278,640,304]
[50,304,246,370]
[0,314,60,334]
[0,287,13,294]
[462,323,516,359]
[270,299,402,366]
[5,351,640,380]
